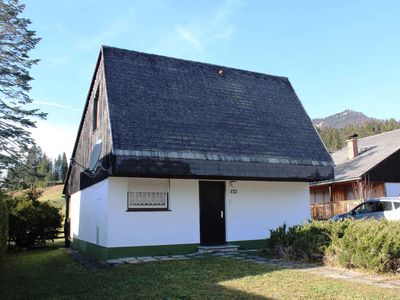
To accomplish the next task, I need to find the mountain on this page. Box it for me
[312,110,378,128]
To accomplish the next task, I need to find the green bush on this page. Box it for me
[0,192,9,262]
[267,220,400,272]
[267,221,336,261]
[7,189,62,248]
[326,220,400,272]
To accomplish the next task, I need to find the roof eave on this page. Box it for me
[310,176,362,187]
[112,155,334,183]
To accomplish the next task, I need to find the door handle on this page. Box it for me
[221,210,224,219]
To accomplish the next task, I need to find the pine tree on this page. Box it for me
[52,155,61,182]
[22,144,42,187]
[3,144,43,189]
[0,0,45,171]
[37,153,52,186]
[60,152,68,183]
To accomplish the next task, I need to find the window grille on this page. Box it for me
[127,192,168,209]
[127,178,170,211]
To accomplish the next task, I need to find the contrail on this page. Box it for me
[35,100,81,112]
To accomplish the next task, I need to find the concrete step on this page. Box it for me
[197,244,239,254]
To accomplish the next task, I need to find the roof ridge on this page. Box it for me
[358,128,400,141]
[101,45,289,81]
[333,128,400,155]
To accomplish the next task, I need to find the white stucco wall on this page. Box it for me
[225,181,310,242]
[106,178,200,247]
[70,177,310,248]
[69,179,108,246]
[385,183,400,197]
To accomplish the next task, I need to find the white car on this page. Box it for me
[331,197,400,221]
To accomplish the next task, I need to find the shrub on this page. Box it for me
[267,220,400,272]
[0,192,9,263]
[267,221,335,261]
[326,220,400,272]
[7,189,62,247]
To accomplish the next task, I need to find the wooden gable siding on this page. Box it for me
[67,55,113,195]
[366,149,400,183]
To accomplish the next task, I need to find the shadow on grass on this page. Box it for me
[1,246,282,299]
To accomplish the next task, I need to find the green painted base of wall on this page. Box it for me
[230,239,266,250]
[71,238,199,260]
[106,243,199,259]
[71,238,267,260]
[71,239,109,260]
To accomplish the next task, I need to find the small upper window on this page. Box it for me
[92,88,99,132]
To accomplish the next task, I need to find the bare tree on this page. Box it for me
[352,177,373,203]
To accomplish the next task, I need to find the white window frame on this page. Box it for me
[127,191,169,211]
[126,178,170,211]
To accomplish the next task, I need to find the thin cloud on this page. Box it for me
[176,27,205,55]
[151,0,244,56]
[35,100,81,112]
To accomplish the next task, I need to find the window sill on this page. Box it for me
[126,208,171,212]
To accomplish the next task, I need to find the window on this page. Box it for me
[345,185,355,200]
[128,192,168,209]
[379,201,393,211]
[353,202,377,214]
[92,88,99,132]
[394,202,400,209]
[127,178,170,211]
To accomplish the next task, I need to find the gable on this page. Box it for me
[367,149,400,183]
[65,53,113,195]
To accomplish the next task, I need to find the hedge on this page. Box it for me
[267,220,400,273]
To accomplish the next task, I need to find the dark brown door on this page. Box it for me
[199,181,226,245]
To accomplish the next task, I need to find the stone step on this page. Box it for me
[197,244,239,254]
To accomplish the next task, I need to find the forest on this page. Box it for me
[317,119,400,152]
[3,145,68,190]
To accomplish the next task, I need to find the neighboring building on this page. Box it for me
[63,46,333,260]
[310,130,400,219]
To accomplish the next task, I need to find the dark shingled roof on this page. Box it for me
[101,46,333,181]
[332,129,400,181]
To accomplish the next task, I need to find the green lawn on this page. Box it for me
[1,247,399,300]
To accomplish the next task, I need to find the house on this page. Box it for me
[63,46,333,260]
[310,130,400,219]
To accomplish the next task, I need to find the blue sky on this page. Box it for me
[23,0,400,158]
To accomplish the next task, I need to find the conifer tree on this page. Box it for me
[0,0,45,171]
[52,155,61,182]
[60,152,68,183]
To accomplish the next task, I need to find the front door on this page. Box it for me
[199,181,226,245]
